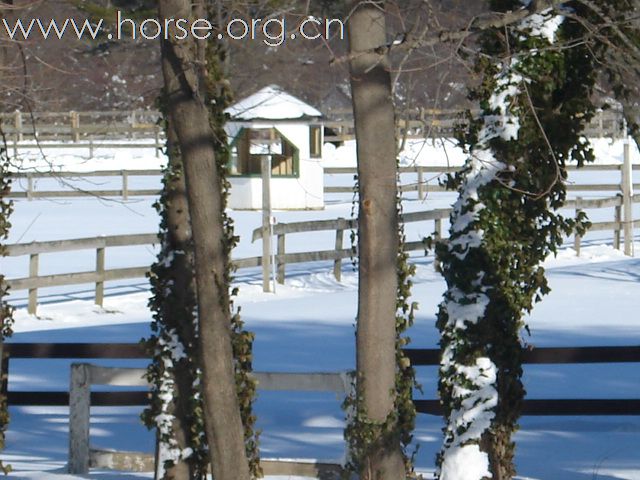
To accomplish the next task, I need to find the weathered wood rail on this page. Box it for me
[2,342,638,474]
[68,362,351,474]
[4,343,639,413]
[324,108,627,141]
[0,110,162,143]
[2,234,262,314]
[1,108,626,146]
[5,159,637,201]
[251,208,449,284]
[324,163,640,198]
[0,342,350,476]
[9,169,163,200]
[4,233,158,315]
[4,192,639,315]
[405,345,640,416]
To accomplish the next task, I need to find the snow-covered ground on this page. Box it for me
[1,138,639,479]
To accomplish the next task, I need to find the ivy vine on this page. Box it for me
[0,128,14,475]
[436,3,597,478]
[343,167,419,478]
[143,13,260,479]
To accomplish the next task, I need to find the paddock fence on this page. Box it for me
[323,107,628,142]
[324,163,640,198]
[0,108,627,147]
[4,193,639,315]
[5,162,638,205]
[2,342,639,475]
[0,342,349,477]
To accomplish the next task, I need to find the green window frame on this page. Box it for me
[229,127,300,178]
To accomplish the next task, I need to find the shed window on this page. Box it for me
[230,128,299,176]
[309,125,322,158]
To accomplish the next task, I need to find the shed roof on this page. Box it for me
[226,85,322,121]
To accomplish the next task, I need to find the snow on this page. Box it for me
[440,444,491,480]
[519,9,564,43]
[226,85,322,121]
[2,242,639,479]
[0,130,638,478]
[438,48,523,479]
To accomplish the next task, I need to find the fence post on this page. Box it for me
[434,218,443,271]
[27,173,33,201]
[334,226,344,282]
[261,156,272,293]
[28,253,39,315]
[277,234,285,285]
[598,110,604,137]
[574,197,582,257]
[130,111,136,140]
[417,166,424,200]
[1,353,8,398]
[95,247,105,307]
[614,194,622,250]
[14,110,23,143]
[69,363,91,474]
[122,170,129,201]
[339,372,355,467]
[622,140,634,256]
[70,111,80,142]
[155,128,161,158]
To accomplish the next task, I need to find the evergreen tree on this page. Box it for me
[436,3,596,478]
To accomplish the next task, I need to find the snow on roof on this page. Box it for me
[226,85,322,121]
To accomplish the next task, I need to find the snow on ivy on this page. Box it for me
[519,8,564,43]
[154,328,193,474]
[438,7,565,480]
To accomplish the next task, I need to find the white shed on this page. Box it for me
[225,85,324,210]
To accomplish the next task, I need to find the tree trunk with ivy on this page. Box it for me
[156,1,258,479]
[345,2,409,479]
[436,3,597,479]
[0,7,15,472]
[144,116,207,479]
[0,152,13,476]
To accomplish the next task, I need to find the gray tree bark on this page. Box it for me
[155,121,199,480]
[157,1,252,479]
[348,1,405,479]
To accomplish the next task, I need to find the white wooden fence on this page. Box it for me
[68,363,351,476]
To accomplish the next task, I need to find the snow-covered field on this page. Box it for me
[1,139,639,479]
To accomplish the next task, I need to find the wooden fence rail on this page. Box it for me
[323,107,627,141]
[4,192,639,314]
[68,362,352,475]
[405,345,640,416]
[2,342,638,474]
[1,108,626,146]
[251,209,450,283]
[325,163,640,198]
[5,162,637,201]
[9,169,163,200]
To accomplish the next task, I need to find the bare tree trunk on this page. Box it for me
[349,1,405,478]
[157,1,252,479]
